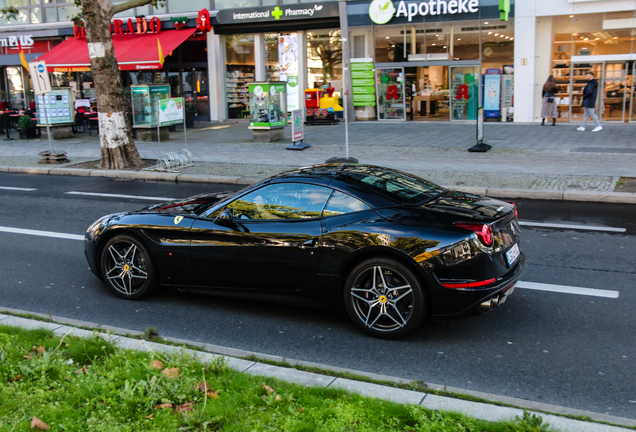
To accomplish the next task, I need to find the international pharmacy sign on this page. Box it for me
[216,3,338,24]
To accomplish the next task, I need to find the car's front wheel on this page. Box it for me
[100,234,157,300]
[344,258,427,339]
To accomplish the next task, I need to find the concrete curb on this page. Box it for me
[0,308,633,431]
[3,165,636,203]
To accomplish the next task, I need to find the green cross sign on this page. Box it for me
[499,0,510,21]
[272,6,283,19]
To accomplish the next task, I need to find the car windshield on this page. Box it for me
[338,166,446,205]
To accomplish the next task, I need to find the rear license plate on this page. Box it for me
[505,243,520,266]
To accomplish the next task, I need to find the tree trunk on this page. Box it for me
[81,0,143,169]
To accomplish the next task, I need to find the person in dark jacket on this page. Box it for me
[578,72,602,132]
[541,75,558,126]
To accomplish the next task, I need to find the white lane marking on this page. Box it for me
[66,191,174,201]
[0,226,84,241]
[518,221,625,233]
[0,186,38,191]
[517,281,619,299]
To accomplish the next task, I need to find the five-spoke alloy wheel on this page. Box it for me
[100,234,156,299]
[344,258,427,339]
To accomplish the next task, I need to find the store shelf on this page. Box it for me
[226,65,254,117]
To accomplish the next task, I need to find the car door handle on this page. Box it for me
[301,239,319,248]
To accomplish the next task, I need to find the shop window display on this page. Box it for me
[480,22,513,70]
[307,30,342,89]
[226,34,255,119]
[265,33,283,82]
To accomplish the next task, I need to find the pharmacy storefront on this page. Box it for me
[346,0,514,121]
[207,2,342,120]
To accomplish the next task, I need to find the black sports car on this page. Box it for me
[85,164,524,339]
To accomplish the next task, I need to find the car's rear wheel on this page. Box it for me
[344,258,426,339]
[100,234,156,300]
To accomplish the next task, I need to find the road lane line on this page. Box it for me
[0,186,38,191]
[0,226,84,241]
[65,191,174,201]
[517,281,619,298]
[518,221,626,233]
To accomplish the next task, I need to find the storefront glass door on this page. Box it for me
[449,66,479,121]
[376,67,405,121]
[600,62,628,123]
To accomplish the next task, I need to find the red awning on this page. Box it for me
[37,28,196,72]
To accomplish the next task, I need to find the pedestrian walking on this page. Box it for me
[577,71,603,132]
[541,75,558,126]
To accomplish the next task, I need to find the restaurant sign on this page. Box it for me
[216,2,339,24]
[74,16,165,37]
[0,35,34,47]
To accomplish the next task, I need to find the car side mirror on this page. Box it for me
[215,208,233,226]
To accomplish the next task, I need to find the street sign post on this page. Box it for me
[28,61,54,152]
[29,61,52,95]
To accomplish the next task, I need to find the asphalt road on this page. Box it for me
[1,173,634,420]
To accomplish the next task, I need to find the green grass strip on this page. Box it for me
[0,324,560,432]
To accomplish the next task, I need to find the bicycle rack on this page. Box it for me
[152,149,193,172]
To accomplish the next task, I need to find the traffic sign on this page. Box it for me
[29,61,52,95]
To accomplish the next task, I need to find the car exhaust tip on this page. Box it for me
[479,299,493,313]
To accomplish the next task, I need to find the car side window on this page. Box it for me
[323,191,370,217]
[225,183,331,220]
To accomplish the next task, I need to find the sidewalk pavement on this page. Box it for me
[1,308,634,432]
[1,120,636,203]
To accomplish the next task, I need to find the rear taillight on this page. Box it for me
[442,278,497,289]
[453,222,493,247]
[510,202,518,219]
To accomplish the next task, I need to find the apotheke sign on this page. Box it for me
[369,0,479,24]
[216,3,339,24]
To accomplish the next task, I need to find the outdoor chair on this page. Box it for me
[88,116,99,136]
[74,113,86,132]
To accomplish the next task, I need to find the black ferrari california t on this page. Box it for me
[85,164,524,338]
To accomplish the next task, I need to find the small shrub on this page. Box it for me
[18,115,35,130]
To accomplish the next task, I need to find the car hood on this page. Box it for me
[142,191,232,215]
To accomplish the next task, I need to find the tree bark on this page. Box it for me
[81,0,143,169]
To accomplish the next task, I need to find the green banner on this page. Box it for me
[353,94,376,102]
[352,78,375,86]
[352,70,375,79]
[353,101,376,107]
[351,63,374,71]
[352,86,375,95]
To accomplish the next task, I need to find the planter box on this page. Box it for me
[19,127,38,139]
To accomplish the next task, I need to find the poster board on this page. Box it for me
[35,87,73,126]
